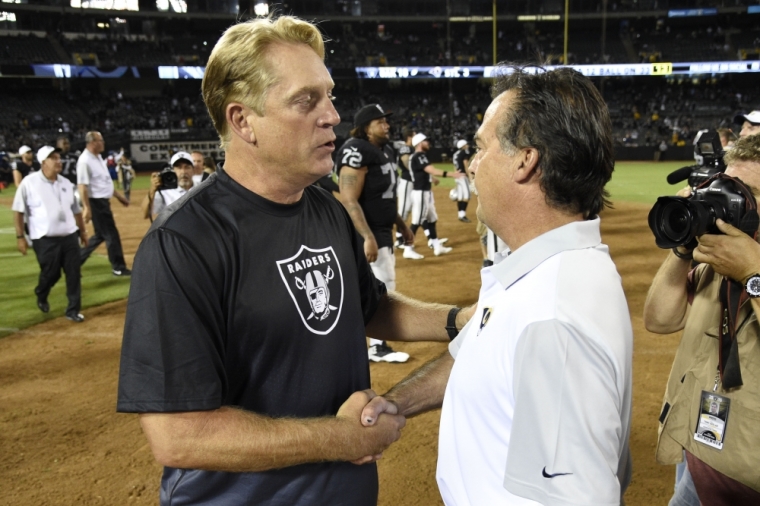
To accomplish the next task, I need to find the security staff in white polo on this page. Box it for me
[77,131,131,276]
[12,146,88,322]
[142,151,196,221]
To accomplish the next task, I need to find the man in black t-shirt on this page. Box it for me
[57,136,79,187]
[12,145,40,187]
[408,133,464,256]
[451,139,473,223]
[336,103,415,363]
[117,16,472,506]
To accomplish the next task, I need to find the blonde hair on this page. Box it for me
[724,134,760,166]
[202,16,325,149]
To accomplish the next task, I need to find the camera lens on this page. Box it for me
[662,203,691,243]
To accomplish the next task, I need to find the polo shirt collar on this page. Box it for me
[490,217,602,290]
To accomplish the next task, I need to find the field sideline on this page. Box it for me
[0,160,689,336]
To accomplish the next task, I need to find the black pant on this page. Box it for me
[33,232,81,316]
[80,197,126,271]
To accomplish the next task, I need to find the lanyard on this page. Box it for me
[718,277,746,389]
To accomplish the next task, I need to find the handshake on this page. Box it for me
[336,389,406,465]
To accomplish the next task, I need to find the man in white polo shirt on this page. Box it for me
[77,131,131,276]
[361,66,633,506]
[12,146,88,322]
[142,151,195,221]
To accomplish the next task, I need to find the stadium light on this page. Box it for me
[254,1,268,16]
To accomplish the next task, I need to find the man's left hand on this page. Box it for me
[116,193,130,207]
[695,219,760,282]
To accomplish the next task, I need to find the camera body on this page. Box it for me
[648,175,752,249]
[159,167,178,190]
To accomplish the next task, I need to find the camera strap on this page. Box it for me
[718,277,747,390]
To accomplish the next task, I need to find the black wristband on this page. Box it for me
[445,307,462,340]
[16,235,24,239]
[672,247,693,261]
[442,171,448,178]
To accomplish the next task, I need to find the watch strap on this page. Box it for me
[445,307,462,340]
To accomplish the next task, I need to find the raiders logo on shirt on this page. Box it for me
[276,245,344,335]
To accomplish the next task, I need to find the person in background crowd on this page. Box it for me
[191,150,205,185]
[117,153,136,202]
[12,146,88,322]
[13,145,40,187]
[142,151,195,221]
[57,136,79,187]
[735,111,760,138]
[77,131,131,276]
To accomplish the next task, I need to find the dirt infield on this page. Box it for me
[0,184,679,505]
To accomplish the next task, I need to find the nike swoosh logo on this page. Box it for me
[542,467,573,478]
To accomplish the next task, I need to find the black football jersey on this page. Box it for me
[60,152,79,185]
[452,148,471,174]
[335,138,398,248]
[409,152,433,191]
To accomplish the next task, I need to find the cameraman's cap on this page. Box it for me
[36,146,61,164]
[19,145,32,156]
[456,139,467,149]
[734,110,760,126]
[170,151,193,167]
[354,104,392,127]
[412,133,427,147]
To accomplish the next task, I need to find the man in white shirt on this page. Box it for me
[77,131,131,276]
[13,146,88,322]
[142,151,195,221]
[361,66,634,506]
[191,150,205,186]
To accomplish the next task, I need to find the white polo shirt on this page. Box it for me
[77,149,114,199]
[12,171,81,240]
[438,218,632,506]
[151,187,190,216]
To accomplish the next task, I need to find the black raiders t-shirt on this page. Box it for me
[397,143,412,182]
[409,152,433,191]
[117,169,385,506]
[60,152,79,185]
[335,138,398,248]
[13,159,40,179]
[452,148,471,174]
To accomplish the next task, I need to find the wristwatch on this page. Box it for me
[744,274,760,298]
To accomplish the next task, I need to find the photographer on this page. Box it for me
[644,134,760,504]
[142,151,195,221]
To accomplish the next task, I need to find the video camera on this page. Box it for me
[158,166,178,190]
[648,129,759,249]
[664,130,726,189]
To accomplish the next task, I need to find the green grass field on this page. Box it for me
[0,160,689,337]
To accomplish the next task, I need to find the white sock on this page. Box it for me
[458,210,465,218]
[431,238,440,248]
[369,338,383,347]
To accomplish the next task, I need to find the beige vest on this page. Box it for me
[656,265,760,491]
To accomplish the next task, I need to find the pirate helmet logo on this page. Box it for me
[277,245,344,335]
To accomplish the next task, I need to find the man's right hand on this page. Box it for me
[82,207,91,224]
[363,236,379,263]
[16,237,27,255]
[336,390,405,464]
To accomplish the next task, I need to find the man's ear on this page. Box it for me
[514,147,540,183]
[226,103,257,145]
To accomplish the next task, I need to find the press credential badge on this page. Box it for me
[694,390,730,450]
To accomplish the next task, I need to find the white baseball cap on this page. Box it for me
[170,151,193,167]
[412,133,427,147]
[36,146,61,164]
[734,110,760,126]
[19,145,32,156]
[456,140,467,149]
